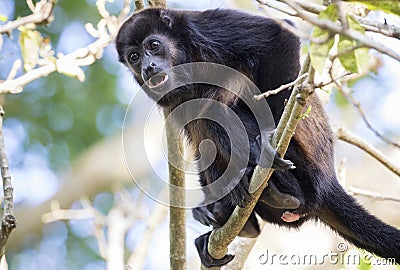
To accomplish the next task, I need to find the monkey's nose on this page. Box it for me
[142,62,159,81]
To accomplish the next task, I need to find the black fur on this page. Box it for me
[116,8,400,267]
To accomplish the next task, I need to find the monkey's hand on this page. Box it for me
[192,206,218,227]
[229,171,252,208]
[195,231,235,267]
[254,130,295,170]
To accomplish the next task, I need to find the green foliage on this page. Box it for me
[309,4,337,73]
[338,16,370,74]
[310,3,373,75]
[345,0,400,15]
[7,0,125,171]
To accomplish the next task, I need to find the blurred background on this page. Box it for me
[0,0,399,269]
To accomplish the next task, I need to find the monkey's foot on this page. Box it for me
[281,211,300,222]
[254,131,295,170]
[260,181,300,209]
[195,231,235,267]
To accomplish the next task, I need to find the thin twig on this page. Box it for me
[267,0,400,40]
[355,16,400,40]
[348,187,400,203]
[127,204,168,269]
[42,207,104,223]
[333,76,400,150]
[0,106,16,257]
[277,0,400,61]
[0,0,133,94]
[315,71,352,89]
[106,200,138,270]
[257,3,335,45]
[335,126,400,177]
[254,73,308,100]
[0,0,56,35]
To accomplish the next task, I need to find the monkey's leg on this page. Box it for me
[193,200,261,237]
[260,181,300,209]
[194,202,260,267]
[239,167,300,210]
[195,231,235,267]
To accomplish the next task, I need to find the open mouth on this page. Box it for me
[148,73,169,88]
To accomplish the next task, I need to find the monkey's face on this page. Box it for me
[116,8,184,98]
[125,35,172,88]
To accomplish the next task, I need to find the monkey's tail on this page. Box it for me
[317,183,400,263]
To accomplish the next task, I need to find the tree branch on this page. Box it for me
[348,187,400,203]
[148,0,167,8]
[205,57,315,269]
[332,74,400,150]
[0,0,132,94]
[261,0,400,40]
[0,0,56,35]
[334,126,400,177]
[257,2,335,45]
[135,0,145,10]
[259,0,400,61]
[0,106,16,257]
[254,73,308,100]
[164,109,186,270]
[127,204,168,269]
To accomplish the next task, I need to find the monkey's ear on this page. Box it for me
[160,10,172,28]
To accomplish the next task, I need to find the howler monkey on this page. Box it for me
[116,8,400,267]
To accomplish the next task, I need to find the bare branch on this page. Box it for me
[355,16,400,40]
[42,206,105,223]
[266,0,400,61]
[348,187,400,203]
[0,0,56,35]
[257,2,335,44]
[271,0,400,40]
[333,77,400,149]
[135,0,145,10]
[164,109,187,270]
[127,204,168,269]
[315,71,352,89]
[106,200,138,270]
[0,0,133,94]
[0,107,16,257]
[42,200,108,259]
[335,126,400,177]
[148,0,167,8]
[254,73,308,100]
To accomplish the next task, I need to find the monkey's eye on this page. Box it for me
[148,40,160,51]
[128,51,140,62]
